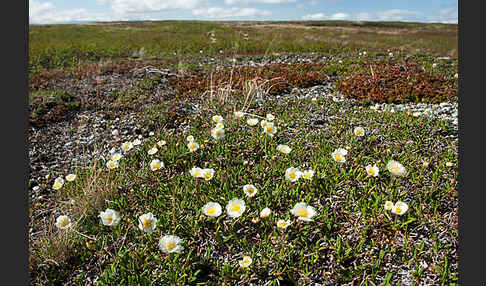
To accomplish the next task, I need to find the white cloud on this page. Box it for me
[302,13,324,20]
[302,12,349,20]
[30,0,53,18]
[30,0,121,23]
[192,6,271,18]
[329,12,349,20]
[224,0,296,4]
[374,9,422,22]
[98,0,203,14]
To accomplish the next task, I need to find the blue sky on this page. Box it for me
[29,0,457,24]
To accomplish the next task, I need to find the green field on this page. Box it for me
[28,21,458,285]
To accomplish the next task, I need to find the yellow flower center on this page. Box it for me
[305,173,311,179]
[190,144,195,149]
[289,173,296,179]
[232,204,241,212]
[208,207,216,215]
[335,154,342,161]
[109,162,115,168]
[391,166,399,172]
[356,130,362,135]
[395,206,402,214]
[247,188,254,195]
[143,219,152,228]
[167,241,175,250]
[195,172,201,177]
[215,131,221,136]
[278,222,287,227]
[266,126,273,132]
[298,209,308,217]
[60,220,68,227]
[205,173,211,179]
[369,169,375,175]
[153,163,160,169]
[54,183,61,189]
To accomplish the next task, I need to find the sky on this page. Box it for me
[29,0,458,24]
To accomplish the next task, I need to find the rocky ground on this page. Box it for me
[28,54,459,225]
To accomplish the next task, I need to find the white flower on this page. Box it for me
[202,168,215,181]
[260,120,267,128]
[202,202,222,217]
[211,127,225,140]
[260,207,271,218]
[148,146,158,155]
[159,235,184,254]
[263,122,277,137]
[331,149,346,163]
[111,153,123,161]
[99,208,121,226]
[285,167,302,182]
[454,73,458,78]
[389,52,394,57]
[386,160,407,177]
[234,111,244,118]
[277,144,291,154]
[52,177,64,190]
[121,141,133,152]
[290,202,317,221]
[132,139,142,146]
[384,201,394,211]
[65,174,76,182]
[445,162,454,167]
[336,148,348,156]
[302,170,314,180]
[391,201,409,215]
[150,159,164,171]
[243,184,258,197]
[149,131,155,136]
[106,160,119,170]
[266,113,275,121]
[353,127,365,137]
[157,140,167,147]
[190,167,204,178]
[212,115,224,123]
[138,212,157,234]
[226,198,246,218]
[55,215,72,230]
[215,123,225,129]
[187,141,200,152]
[365,165,379,177]
[186,135,195,142]
[247,118,259,126]
[239,256,252,268]
[276,219,291,229]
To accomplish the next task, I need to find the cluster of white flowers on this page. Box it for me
[384,201,409,215]
[52,173,77,190]
[52,110,419,268]
[190,167,215,181]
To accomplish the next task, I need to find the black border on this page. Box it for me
[4,0,29,284]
